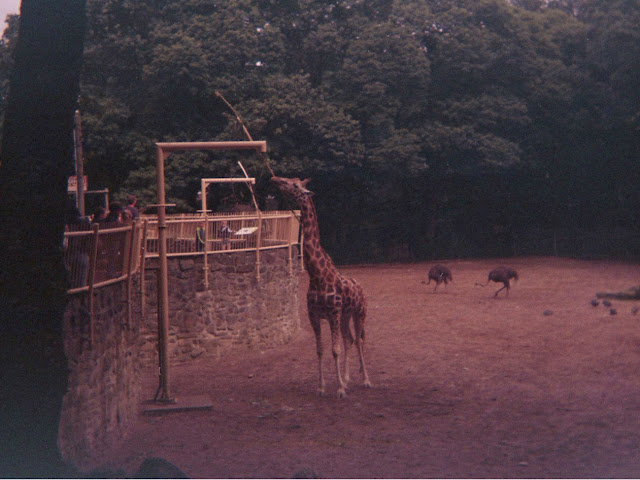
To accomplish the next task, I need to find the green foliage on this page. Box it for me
[0,0,637,261]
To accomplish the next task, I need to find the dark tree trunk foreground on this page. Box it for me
[0,0,86,476]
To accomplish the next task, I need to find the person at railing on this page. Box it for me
[124,194,140,220]
[195,221,206,252]
[91,205,108,224]
[122,207,134,223]
[105,201,124,224]
[220,220,234,251]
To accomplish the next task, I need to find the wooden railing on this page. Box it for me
[142,210,302,286]
[142,210,301,257]
[64,220,145,295]
[64,210,301,294]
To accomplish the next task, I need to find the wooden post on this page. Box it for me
[155,144,174,403]
[150,141,267,403]
[288,225,293,277]
[296,212,304,271]
[125,220,137,328]
[87,223,100,348]
[200,178,209,289]
[255,211,262,282]
[140,220,148,317]
[200,178,207,219]
[238,161,262,281]
[203,215,209,289]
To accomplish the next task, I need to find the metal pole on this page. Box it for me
[155,145,174,403]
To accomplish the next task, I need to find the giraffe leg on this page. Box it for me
[353,310,372,388]
[340,315,354,385]
[330,316,347,398]
[309,312,325,396]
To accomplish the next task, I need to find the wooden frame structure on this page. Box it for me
[154,140,267,404]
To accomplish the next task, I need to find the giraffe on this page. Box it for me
[271,176,372,397]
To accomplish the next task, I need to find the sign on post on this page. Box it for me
[67,175,88,193]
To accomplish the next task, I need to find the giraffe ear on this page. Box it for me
[300,178,312,194]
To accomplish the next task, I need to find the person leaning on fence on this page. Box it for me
[220,220,234,250]
[92,205,108,224]
[124,194,140,220]
[121,208,134,223]
[105,201,124,224]
[195,221,206,252]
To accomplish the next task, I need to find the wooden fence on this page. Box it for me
[142,210,302,287]
[64,220,145,295]
[64,210,301,295]
[142,210,301,257]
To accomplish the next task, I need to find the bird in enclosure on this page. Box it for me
[423,264,453,292]
[476,266,519,298]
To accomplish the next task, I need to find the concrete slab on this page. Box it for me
[142,395,213,415]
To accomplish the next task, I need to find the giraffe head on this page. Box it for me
[271,176,313,206]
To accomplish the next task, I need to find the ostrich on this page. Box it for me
[476,266,519,298]
[424,264,453,292]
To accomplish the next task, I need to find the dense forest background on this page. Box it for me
[1,0,638,263]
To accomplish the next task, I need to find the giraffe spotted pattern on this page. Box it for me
[271,176,372,398]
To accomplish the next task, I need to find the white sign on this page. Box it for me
[235,227,258,236]
[67,175,88,193]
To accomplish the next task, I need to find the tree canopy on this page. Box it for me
[1,0,638,262]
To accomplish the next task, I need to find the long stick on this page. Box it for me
[216,92,301,223]
[215,91,275,177]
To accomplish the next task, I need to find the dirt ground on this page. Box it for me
[107,257,640,479]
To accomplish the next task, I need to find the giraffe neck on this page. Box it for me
[299,196,337,281]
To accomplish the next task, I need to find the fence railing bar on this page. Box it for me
[64,211,302,300]
[203,216,209,289]
[140,220,148,318]
[87,223,100,349]
[125,220,137,328]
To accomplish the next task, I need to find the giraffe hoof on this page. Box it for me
[317,388,325,397]
[364,380,373,389]
[337,388,347,399]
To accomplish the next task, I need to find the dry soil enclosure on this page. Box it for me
[106,257,640,478]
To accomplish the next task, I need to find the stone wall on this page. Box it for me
[140,247,302,365]
[58,246,301,472]
[59,282,142,472]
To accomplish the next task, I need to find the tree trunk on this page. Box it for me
[0,0,86,476]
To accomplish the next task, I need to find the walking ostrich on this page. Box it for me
[424,264,453,292]
[476,266,519,297]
